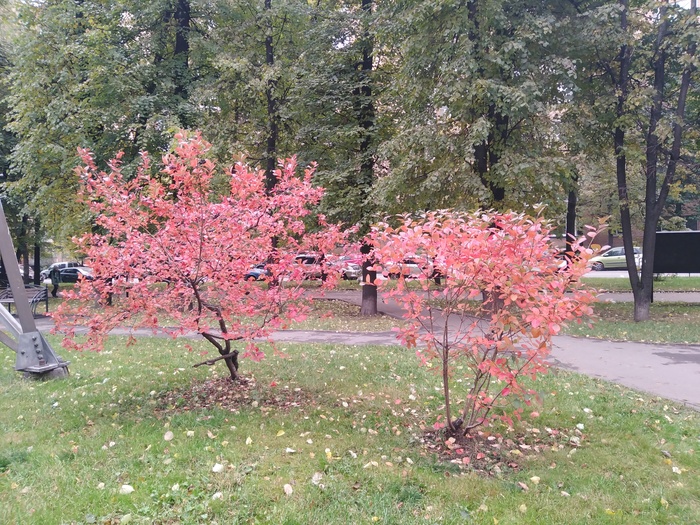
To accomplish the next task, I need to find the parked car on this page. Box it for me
[332,260,362,280]
[294,254,327,280]
[18,266,34,279]
[385,257,429,279]
[40,261,81,281]
[244,264,272,281]
[588,247,642,271]
[59,266,94,283]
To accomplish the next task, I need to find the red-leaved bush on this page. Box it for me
[369,209,599,434]
[53,132,347,381]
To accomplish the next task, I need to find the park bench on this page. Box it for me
[0,284,49,316]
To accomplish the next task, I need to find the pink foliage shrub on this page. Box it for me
[369,209,599,434]
[53,132,346,381]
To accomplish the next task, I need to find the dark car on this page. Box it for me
[40,261,81,281]
[59,266,94,283]
[244,264,272,281]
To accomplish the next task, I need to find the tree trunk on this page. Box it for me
[565,186,577,254]
[613,0,646,318]
[358,0,375,193]
[468,1,506,206]
[360,243,377,316]
[17,215,29,285]
[264,0,279,192]
[173,0,191,126]
[358,0,378,317]
[224,351,240,381]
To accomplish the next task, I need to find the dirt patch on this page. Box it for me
[156,376,317,414]
[417,425,584,476]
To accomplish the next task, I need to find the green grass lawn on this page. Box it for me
[581,275,700,292]
[1,333,698,524]
[565,302,700,344]
[291,299,402,332]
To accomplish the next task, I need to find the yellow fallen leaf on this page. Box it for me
[519,504,527,513]
[276,430,285,437]
[605,509,616,515]
[245,436,252,445]
[530,476,540,485]
[660,498,669,509]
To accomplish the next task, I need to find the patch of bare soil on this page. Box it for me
[156,375,317,414]
[418,424,584,476]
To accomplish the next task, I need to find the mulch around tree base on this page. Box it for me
[156,375,318,415]
[418,425,584,476]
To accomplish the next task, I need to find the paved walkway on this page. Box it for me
[34,290,700,410]
[313,291,700,410]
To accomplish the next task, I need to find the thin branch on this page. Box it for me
[193,351,239,368]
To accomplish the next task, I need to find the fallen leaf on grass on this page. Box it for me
[283,484,293,496]
[163,431,174,442]
[119,485,135,495]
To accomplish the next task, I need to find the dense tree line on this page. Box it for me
[0,0,698,318]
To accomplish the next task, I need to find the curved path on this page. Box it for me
[315,291,700,410]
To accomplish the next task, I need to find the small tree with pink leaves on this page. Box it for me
[53,132,346,382]
[369,209,598,435]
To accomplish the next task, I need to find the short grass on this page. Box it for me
[565,302,700,344]
[582,275,700,292]
[291,299,402,332]
[1,334,698,524]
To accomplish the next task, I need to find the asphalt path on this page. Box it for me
[315,290,700,410]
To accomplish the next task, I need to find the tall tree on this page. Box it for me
[574,0,698,320]
[374,0,582,215]
[288,0,381,312]
[198,0,308,182]
[5,0,204,242]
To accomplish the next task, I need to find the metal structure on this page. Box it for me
[654,231,700,273]
[0,201,68,378]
